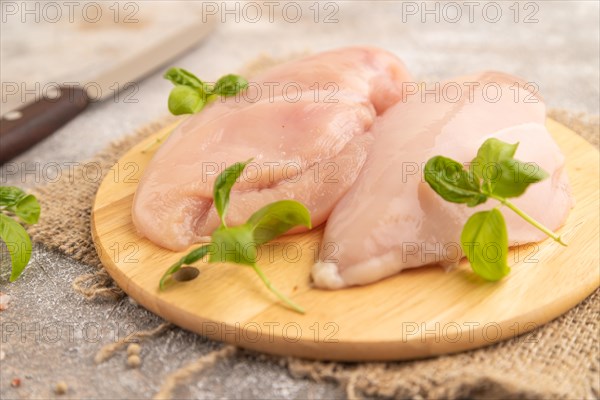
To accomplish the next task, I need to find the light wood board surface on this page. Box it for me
[91,118,599,361]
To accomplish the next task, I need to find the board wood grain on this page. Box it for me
[91,118,599,361]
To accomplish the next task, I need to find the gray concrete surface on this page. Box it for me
[1,1,599,399]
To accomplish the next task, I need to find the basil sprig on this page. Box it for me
[0,186,41,281]
[142,69,248,153]
[159,161,311,314]
[164,68,248,115]
[424,138,565,281]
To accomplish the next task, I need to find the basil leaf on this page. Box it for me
[167,85,206,115]
[208,225,256,266]
[159,244,210,290]
[460,209,510,281]
[0,214,32,282]
[164,67,204,89]
[470,138,519,182]
[13,195,41,224]
[163,68,249,116]
[473,138,519,164]
[0,186,27,207]
[247,200,311,245]
[213,74,249,97]
[213,159,252,227]
[489,159,549,198]
[424,156,487,207]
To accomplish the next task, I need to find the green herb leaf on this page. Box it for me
[489,159,549,198]
[0,214,33,282]
[12,195,41,224]
[163,68,248,116]
[247,200,311,245]
[159,244,210,290]
[0,186,27,207]
[164,67,204,89]
[460,209,510,281]
[470,138,518,183]
[167,85,206,115]
[424,156,487,207]
[213,159,252,227]
[208,225,257,266]
[213,74,249,97]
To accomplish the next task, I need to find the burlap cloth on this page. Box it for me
[27,102,599,399]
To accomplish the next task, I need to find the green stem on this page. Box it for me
[159,244,211,290]
[491,195,567,246]
[250,263,305,314]
[159,260,183,290]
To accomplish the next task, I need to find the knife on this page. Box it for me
[0,19,215,164]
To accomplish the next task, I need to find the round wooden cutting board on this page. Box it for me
[91,118,599,361]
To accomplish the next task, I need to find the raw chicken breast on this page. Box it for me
[312,72,573,289]
[132,47,411,251]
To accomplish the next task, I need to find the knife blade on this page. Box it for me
[0,18,215,164]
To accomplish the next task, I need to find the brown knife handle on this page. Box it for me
[0,86,89,164]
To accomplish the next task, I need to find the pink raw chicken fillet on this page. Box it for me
[311,71,573,289]
[132,47,412,251]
